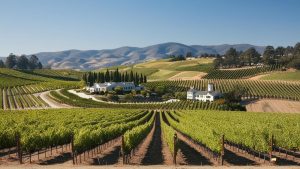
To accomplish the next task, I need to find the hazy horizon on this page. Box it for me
[1,0,300,56]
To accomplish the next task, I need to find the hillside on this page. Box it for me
[97,58,214,81]
[24,43,265,70]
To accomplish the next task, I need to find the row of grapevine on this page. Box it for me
[160,112,177,155]
[144,79,300,100]
[203,65,281,79]
[0,109,147,155]
[165,110,300,153]
[123,111,156,154]
[74,111,153,153]
[1,87,49,110]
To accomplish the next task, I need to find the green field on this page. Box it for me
[260,70,300,81]
[0,68,81,89]
[97,58,214,81]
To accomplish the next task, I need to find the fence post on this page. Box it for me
[173,133,178,165]
[16,133,22,164]
[221,134,225,165]
[71,134,75,165]
[269,134,274,164]
[121,135,125,165]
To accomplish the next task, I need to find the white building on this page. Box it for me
[87,82,143,93]
[187,83,221,102]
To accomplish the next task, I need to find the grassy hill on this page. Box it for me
[259,70,300,81]
[97,58,214,81]
[0,68,82,89]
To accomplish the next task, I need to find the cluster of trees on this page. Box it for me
[213,43,300,69]
[82,68,147,86]
[168,55,186,61]
[0,54,43,70]
[200,53,221,58]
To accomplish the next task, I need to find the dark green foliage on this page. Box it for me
[4,53,42,70]
[82,69,147,86]
[169,55,186,61]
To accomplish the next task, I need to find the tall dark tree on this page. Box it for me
[16,55,29,69]
[213,55,223,68]
[28,55,39,69]
[143,75,147,83]
[5,53,17,68]
[125,72,129,82]
[0,60,5,68]
[275,47,285,65]
[240,47,260,66]
[186,52,193,58]
[139,73,144,83]
[263,46,275,65]
[105,69,110,82]
[129,70,134,82]
[223,48,239,67]
[289,43,300,69]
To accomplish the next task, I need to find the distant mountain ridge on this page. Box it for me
[32,42,265,70]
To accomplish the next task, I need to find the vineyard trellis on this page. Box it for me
[144,79,300,101]
[203,65,281,79]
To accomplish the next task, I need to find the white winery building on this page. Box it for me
[87,82,143,93]
[187,83,221,102]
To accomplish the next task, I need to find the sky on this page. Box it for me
[0,0,300,56]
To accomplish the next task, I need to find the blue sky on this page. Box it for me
[0,0,300,56]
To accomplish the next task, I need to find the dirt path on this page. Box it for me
[168,72,207,81]
[38,91,73,109]
[246,99,300,113]
[248,74,270,80]
[141,115,173,165]
[87,139,122,165]
[129,120,156,165]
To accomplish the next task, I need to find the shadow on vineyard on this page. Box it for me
[90,146,122,165]
[141,115,165,165]
[178,140,212,165]
[223,148,258,165]
[39,152,72,165]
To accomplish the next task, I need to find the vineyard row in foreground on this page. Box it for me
[0,109,299,165]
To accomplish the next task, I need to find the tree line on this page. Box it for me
[213,43,300,69]
[82,68,147,86]
[0,53,43,70]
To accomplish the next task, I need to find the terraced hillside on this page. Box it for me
[0,68,82,110]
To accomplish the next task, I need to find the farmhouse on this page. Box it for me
[87,82,143,93]
[187,83,221,102]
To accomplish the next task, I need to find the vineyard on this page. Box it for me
[0,109,299,166]
[0,68,81,89]
[203,65,281,79]
[49,89,224,110]
[144,79,300,101]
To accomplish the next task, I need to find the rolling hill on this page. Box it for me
[30,43,265,70]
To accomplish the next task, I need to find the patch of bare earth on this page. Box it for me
[246,99,300,113]
[169,72,207,81]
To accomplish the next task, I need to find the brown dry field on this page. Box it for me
[246,99,300,113]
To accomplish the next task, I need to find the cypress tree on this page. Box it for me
[140,73,144,83]
[105,69,110,82]
[129,70,134,82]
[144,75,147,83]
[125,72,129,82]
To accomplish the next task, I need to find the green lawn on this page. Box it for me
[260,71,300,81]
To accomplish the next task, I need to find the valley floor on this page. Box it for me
[246,99,300,113]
